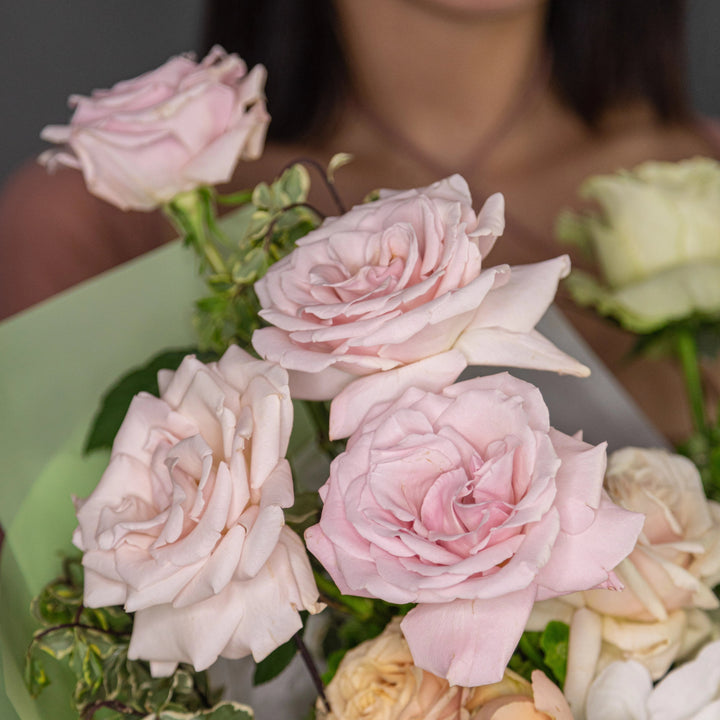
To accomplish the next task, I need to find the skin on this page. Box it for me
[0,0,717,440]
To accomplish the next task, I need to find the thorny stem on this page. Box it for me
[282,157,348,214]
[294,631,329,714]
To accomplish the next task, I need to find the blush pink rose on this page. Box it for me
[305,373,643,687]
[252,176,589,439]
[40,46,269,210]
[73,346,322,676]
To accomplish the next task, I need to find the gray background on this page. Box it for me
[1,0,720,186]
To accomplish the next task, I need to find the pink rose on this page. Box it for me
[252,176,589,439]
[73,346,322,676]
[305,373,643,687]
[40,46,269,210]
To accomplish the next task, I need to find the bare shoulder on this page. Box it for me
[0,161,172,319]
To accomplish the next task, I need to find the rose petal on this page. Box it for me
[401,587,537,687]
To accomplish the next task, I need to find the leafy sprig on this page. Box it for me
[25,556,251,720]
[165,163,326,354]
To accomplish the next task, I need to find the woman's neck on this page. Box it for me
[333,0,550,170]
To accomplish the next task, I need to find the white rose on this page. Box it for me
[586,640,720,720]
[560,157,720,331]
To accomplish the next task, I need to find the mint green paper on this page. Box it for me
[0,240,205,718]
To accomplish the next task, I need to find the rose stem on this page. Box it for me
[676,330,708,435]
[293,631,329,713]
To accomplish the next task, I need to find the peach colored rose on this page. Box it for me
[305,373,643,687]
[318,619,573,720]
[252,176,589,439]
[73,346,322,676]
[528,448,720,718]
[40,46,269,210]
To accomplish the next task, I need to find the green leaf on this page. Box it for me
[539,621,569,688]
[253,637,297,685]
[24,653,50,698]
[508,622,570,688]
[34,627,75,661]
[84,347,217,453]
[327,153,353,183]
[252,182,273,209]
[82,645,105,693]
[508,631,548,683]
[278,164,311,204]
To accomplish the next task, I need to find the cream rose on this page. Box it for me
[253,175,589,439]
[586,641,720,720]
[560,158,720,332]
[40,46,269,210]
[319,619,573,720]
[528,447,720,718]
[73,346,322,676]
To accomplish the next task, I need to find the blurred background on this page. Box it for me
[1,0,720,187]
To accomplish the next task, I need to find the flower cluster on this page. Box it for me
[529,447,720,717]
[27,45,720,720]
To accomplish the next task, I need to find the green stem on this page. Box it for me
[676,330,708,435]
[517,634,553,681]
[165,192,227,277]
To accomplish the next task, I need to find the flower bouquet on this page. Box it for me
[3,47,720,720]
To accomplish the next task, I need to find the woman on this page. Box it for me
[0,0,716,439]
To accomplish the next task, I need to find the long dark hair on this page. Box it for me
[204,0,690,142]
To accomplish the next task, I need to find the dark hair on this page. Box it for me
[203,0,690,142]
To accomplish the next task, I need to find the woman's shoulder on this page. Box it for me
[0,160,171,319]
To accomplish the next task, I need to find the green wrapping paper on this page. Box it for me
[0,240,204,719]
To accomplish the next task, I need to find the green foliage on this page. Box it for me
[168,163,326,354]
[25,556,242,720]
[84,348,217,454]
[252,638,298,686]
[539,621,569,687]
[508,621,569,689]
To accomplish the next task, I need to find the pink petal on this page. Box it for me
[535,496,644,597]
[469,256,571,332]
[328,350,468,439]
[400,586,537,686]
[455,327,590,377]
